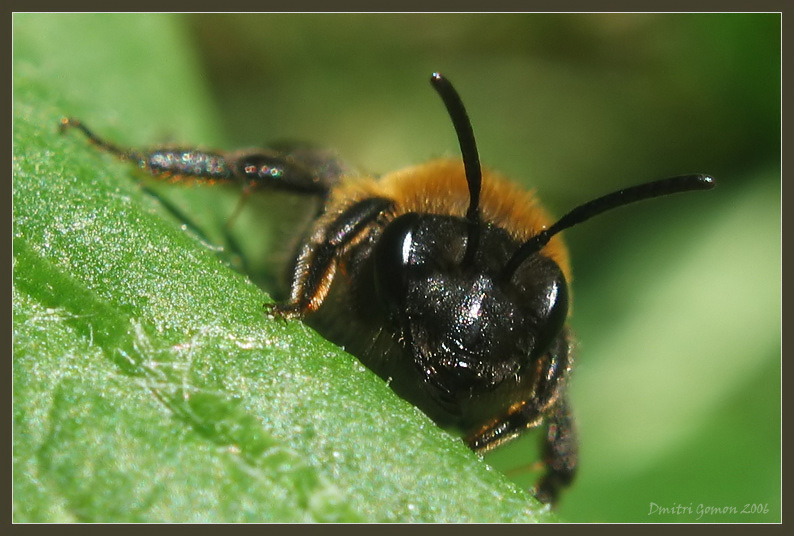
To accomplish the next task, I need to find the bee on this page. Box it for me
[59,72,714,505]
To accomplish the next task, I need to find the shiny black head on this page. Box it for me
[373,212,568,402]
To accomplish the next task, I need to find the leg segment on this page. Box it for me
[58,117,347,195]
[466,394,578,507]
[465,330,576,506]
[466,330,572,451]
[534,398,578,505]
[270,197,394,319]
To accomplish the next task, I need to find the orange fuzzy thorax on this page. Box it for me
[328,158,571,283]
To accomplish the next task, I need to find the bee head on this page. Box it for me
[373,211,569,400]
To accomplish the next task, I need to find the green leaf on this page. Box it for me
[13,14,554,522]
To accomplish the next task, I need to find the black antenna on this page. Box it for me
[501,174,716,280]
[430,73,482,266]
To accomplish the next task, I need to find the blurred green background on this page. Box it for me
[14,13,780,522]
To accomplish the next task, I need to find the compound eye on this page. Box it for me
[531,275,569,358]
[511,255,570,358]
[373,212,422,317]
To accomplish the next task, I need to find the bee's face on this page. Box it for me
[373,212,569,403]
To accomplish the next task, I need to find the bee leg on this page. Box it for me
[265,142,358,194]
[466,332,576,506]
[534,398,578,506]
[465,395,577,506]
[466,329,572,448]
[268,197,394,319]
[221,145,355,231]
[58,117,348,197]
